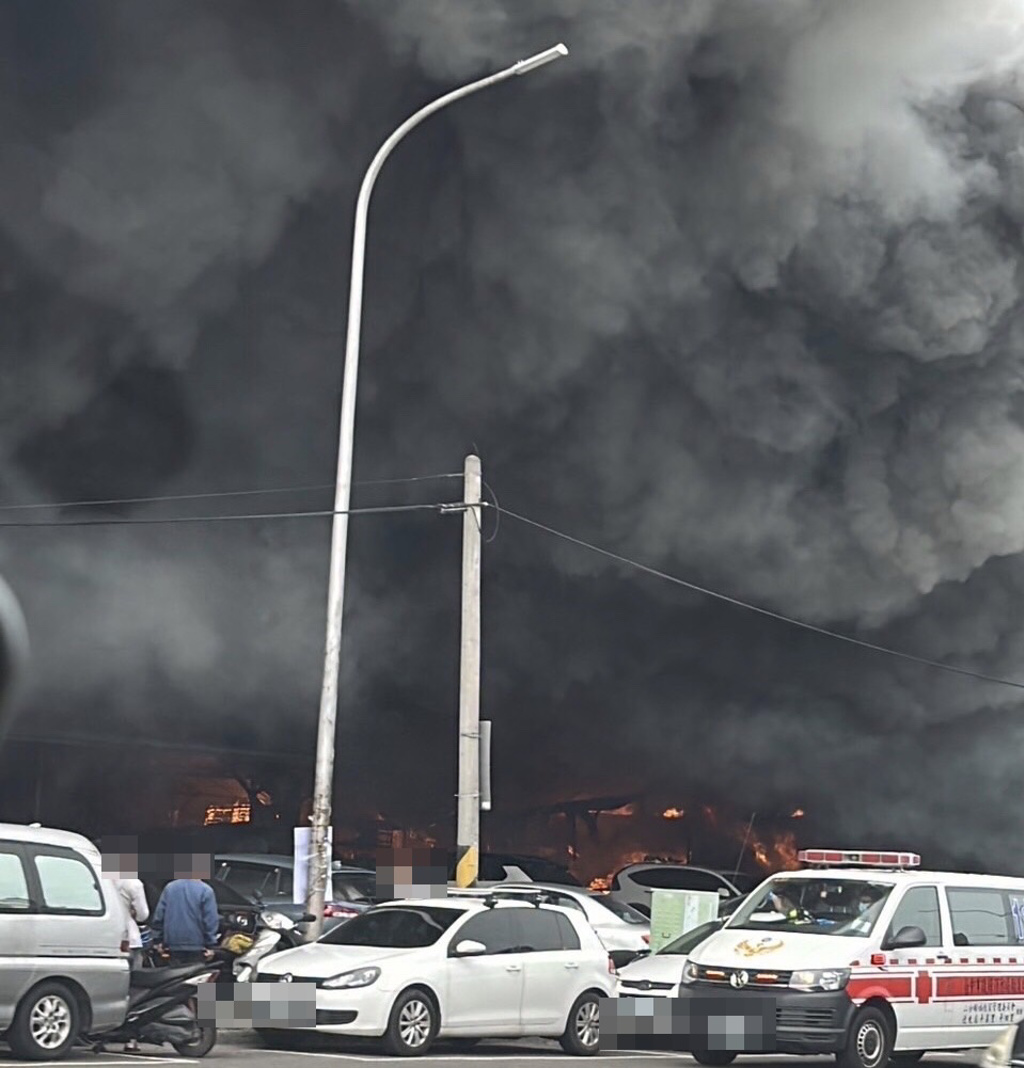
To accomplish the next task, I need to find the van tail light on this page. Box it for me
[642,934,650,944]
[324,904,360,919]
[120,940,130,954]
[608,956,617,975]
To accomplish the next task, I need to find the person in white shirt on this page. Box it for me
[115,877,150,968]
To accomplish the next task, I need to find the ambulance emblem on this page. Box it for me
[736,936,784,958]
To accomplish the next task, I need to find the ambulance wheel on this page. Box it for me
[691,1052,737,1067]
[838,1007,894,1068]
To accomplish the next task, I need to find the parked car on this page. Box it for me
[0,822,130,1060]
[251,896,615,1056]
[609,864,760,917]
[445,852,582,887]
[616,918,724,999]
[453,883,650,967]
[214,853,375,931]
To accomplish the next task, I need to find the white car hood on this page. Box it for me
[691,927,872,971]
[258,942,417,977]
[619,953,687,984]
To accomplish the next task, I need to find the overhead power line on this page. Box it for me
[494,504,1024,693]
[0,501,463,529]
[0,472,463,514]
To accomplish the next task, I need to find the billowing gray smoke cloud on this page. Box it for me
[4,0,1024,867]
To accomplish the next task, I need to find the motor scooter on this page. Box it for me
[85,961,218,1057]
[233,910,314,982]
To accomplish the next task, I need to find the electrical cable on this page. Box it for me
[0,473,463,514]
[494,503,1024,692]
[0,501,463,529]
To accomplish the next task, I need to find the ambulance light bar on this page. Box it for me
[798,849,921,870]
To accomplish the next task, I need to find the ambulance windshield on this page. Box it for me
[728,876,894,937]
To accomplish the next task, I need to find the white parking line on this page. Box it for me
[244,1050,653,1062]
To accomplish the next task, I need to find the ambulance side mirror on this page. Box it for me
[884,925,927,951]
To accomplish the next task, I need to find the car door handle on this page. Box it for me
[565,962,579,970]
[506,964,522,973]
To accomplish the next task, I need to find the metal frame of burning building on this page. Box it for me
[484,796,805,889]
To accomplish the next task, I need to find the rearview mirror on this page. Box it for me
[452,939,488,958]
[884,925,927,951]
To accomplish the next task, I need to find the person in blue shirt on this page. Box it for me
[151,854,220,965]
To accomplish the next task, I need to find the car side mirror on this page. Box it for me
[884,925,927,951]
[300,913,316,924]
[451,939,487,958]
[718,888,731,898]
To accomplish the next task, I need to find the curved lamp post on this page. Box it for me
[306,44,569,935]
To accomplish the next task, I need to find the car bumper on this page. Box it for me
[253,977,392,1037]
[618,983,680,998]
[674,985,856,1054]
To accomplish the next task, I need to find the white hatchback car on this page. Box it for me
[616,919,723,999]
[251,897,616,1056]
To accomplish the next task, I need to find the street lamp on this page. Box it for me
[306,43,569,937]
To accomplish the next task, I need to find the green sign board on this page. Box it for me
[649,889,719,953]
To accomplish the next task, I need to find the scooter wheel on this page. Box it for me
[172,1026,216,1058]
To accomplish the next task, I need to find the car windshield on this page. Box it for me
[319,906,462,948]
[660,920,723,955]
[728,877,894,937]
[592,895,648,925]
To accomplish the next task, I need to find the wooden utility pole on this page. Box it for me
[455,454,482,887]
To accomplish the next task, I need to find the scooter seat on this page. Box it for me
[131,964,211,989]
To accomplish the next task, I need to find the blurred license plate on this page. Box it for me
[196,982,318,1028]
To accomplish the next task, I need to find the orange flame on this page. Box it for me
[663,807,685,820]
[791,808,805,818]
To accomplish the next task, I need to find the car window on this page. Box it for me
[220,862,274,900]
[336,873,376,902]
[34,853,103,913]
[631,867,725,893]
[887,886,942,947]
[947,888,1018,947]
[518,909,565,952]
[555,913,581,950]
[321,907,461,948]
[0,849,30,911]
[455,910,521,954]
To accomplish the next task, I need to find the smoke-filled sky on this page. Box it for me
[5,0,1024,867]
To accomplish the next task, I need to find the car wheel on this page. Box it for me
[559,992,602,1056]
[691,1050,737,1066]
[7,982,80,1061]
[837,1007,894,1068]
[383,988,438,1056]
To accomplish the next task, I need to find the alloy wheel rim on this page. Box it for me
[575,1000,600,1047]
[857,1021,884,1068]
[30,996,72,1050]
[399,999,432,1048]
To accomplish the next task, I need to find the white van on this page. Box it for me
[677,849,1024,1068]
[0,823,129,1060]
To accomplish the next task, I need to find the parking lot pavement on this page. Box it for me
[0,1031,983,1068]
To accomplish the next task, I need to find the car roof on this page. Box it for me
[766,867,1024,888]
[0,823,101,861]
[486,882,588,897]
[382,896,579,916]
[214,853,372,874]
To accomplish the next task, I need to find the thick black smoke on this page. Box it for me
[4,0,1024,867]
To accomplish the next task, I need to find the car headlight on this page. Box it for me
[321,966,381,990]
[260,911,296,932]
[681,961,700,985]
[982,1024,1019,1068]
[789,969,850,993]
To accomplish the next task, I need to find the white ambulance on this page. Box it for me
[678,849,1024,1068]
